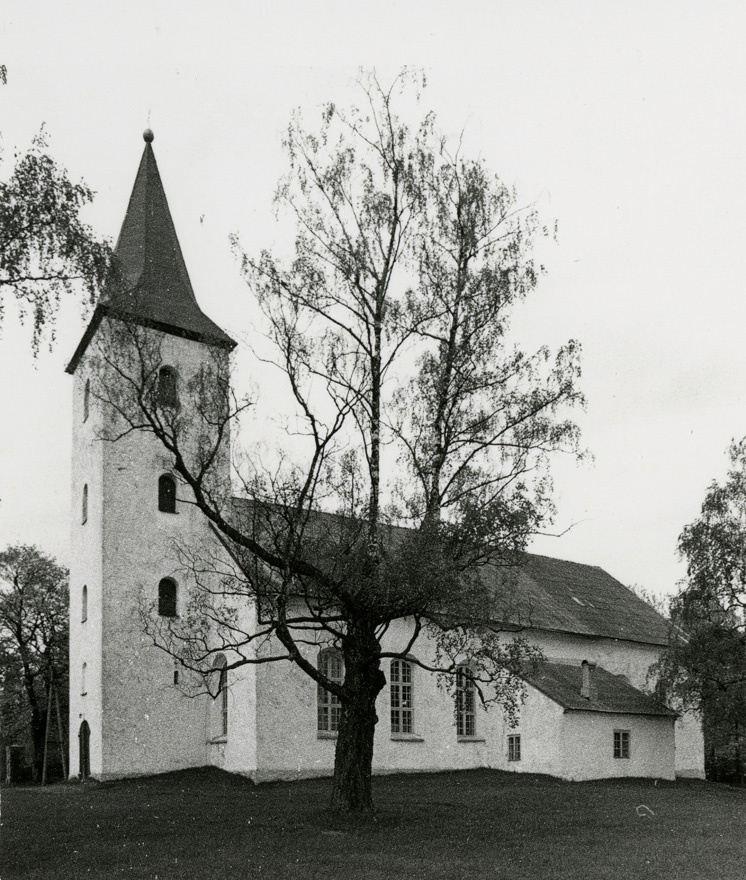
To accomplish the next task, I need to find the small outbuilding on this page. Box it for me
[513,660,678,780]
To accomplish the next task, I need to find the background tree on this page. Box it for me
[0,123,112,353]
[0,545,69,781]
[96,71,583,812]
[655,440,746,784]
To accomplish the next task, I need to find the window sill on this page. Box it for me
[208,736,227,744]
[457,736,486,743]
[317,731,338,740]
[390,733,424,742]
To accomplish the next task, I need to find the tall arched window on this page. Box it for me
[81,662,87,696]
[158,474,177,513]
[390,659,414,734]
[82,484,88,524]
[83,378,91,422]
[158,366,178,407]
[158,578,178,617]
[317,648,344,733]
[82,585,88,623]
[456,664,476,737]
[212,654,228,738]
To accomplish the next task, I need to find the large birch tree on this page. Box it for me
[97,71,584,812]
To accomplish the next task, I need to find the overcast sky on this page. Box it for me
[2,1,745,602]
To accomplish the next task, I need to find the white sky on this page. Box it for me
[2,1,745,603]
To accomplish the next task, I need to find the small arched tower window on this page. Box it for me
[81,662,87,696]
[212,654,228,738]
[158,474,177,513]
[83,378,91,422]
[82,585,88,623]
[158,366,178,408]
[158,578,177,617]
[82,484,88,524]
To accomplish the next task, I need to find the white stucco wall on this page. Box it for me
[251,619,686,783]
[674,712,706,778]
[560,711,675,781]
[70,325,251,780]
[205,604,259,777]
[69,359,105,778]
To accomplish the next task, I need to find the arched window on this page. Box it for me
[82,484,88,524]
[212,654,228,738]
[82,585,88,623]
[158,578,177,617]
[83,378,91,422]
[158,474,177,513]
[81,662,87,696]
[456,664,476,737]
[317,648,344,733]
[78,720,90,780]
[390,659,414,734]
[158,366,178,408]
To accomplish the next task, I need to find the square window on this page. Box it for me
[614,730,630,759]
[508,734,521,762]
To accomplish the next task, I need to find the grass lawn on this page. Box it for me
[2,768,744,880]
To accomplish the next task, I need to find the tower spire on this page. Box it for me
[67,131,235,373]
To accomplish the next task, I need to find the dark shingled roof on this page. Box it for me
[525,661,677,717]
[225,500,671,647]
[488,554,671,646]
[67,136,235,373]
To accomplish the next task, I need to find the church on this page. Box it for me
[66,133,705,784]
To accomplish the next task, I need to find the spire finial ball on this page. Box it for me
[143,129,154,144]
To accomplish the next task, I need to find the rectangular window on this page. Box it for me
[318,650,344,733]
[508,734,521,761]
[390,660,414,734]
[614,730,631,759]
[456,665,476,737]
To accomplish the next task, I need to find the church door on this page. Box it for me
[78,721,90,780]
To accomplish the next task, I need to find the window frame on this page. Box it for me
[508,733,521,762]
[158,474,177,513]
[390,658,414,735]
[613,729,631,759]
[317,648,344,735]
[158,578,178,618]
[456,664,477,738]
[157,366,179,408]
[212,654,228,739]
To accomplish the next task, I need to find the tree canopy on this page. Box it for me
[0,127,111,352]
[94,71,584,811]
[655,440,746,782]
[0,544,69,780]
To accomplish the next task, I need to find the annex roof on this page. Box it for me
[525,661,677,717]
[67,131,235,373]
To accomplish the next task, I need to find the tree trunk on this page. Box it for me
[19,655,44,781]
[330,625,386,813]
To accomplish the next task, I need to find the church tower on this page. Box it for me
[66,131,236,779]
